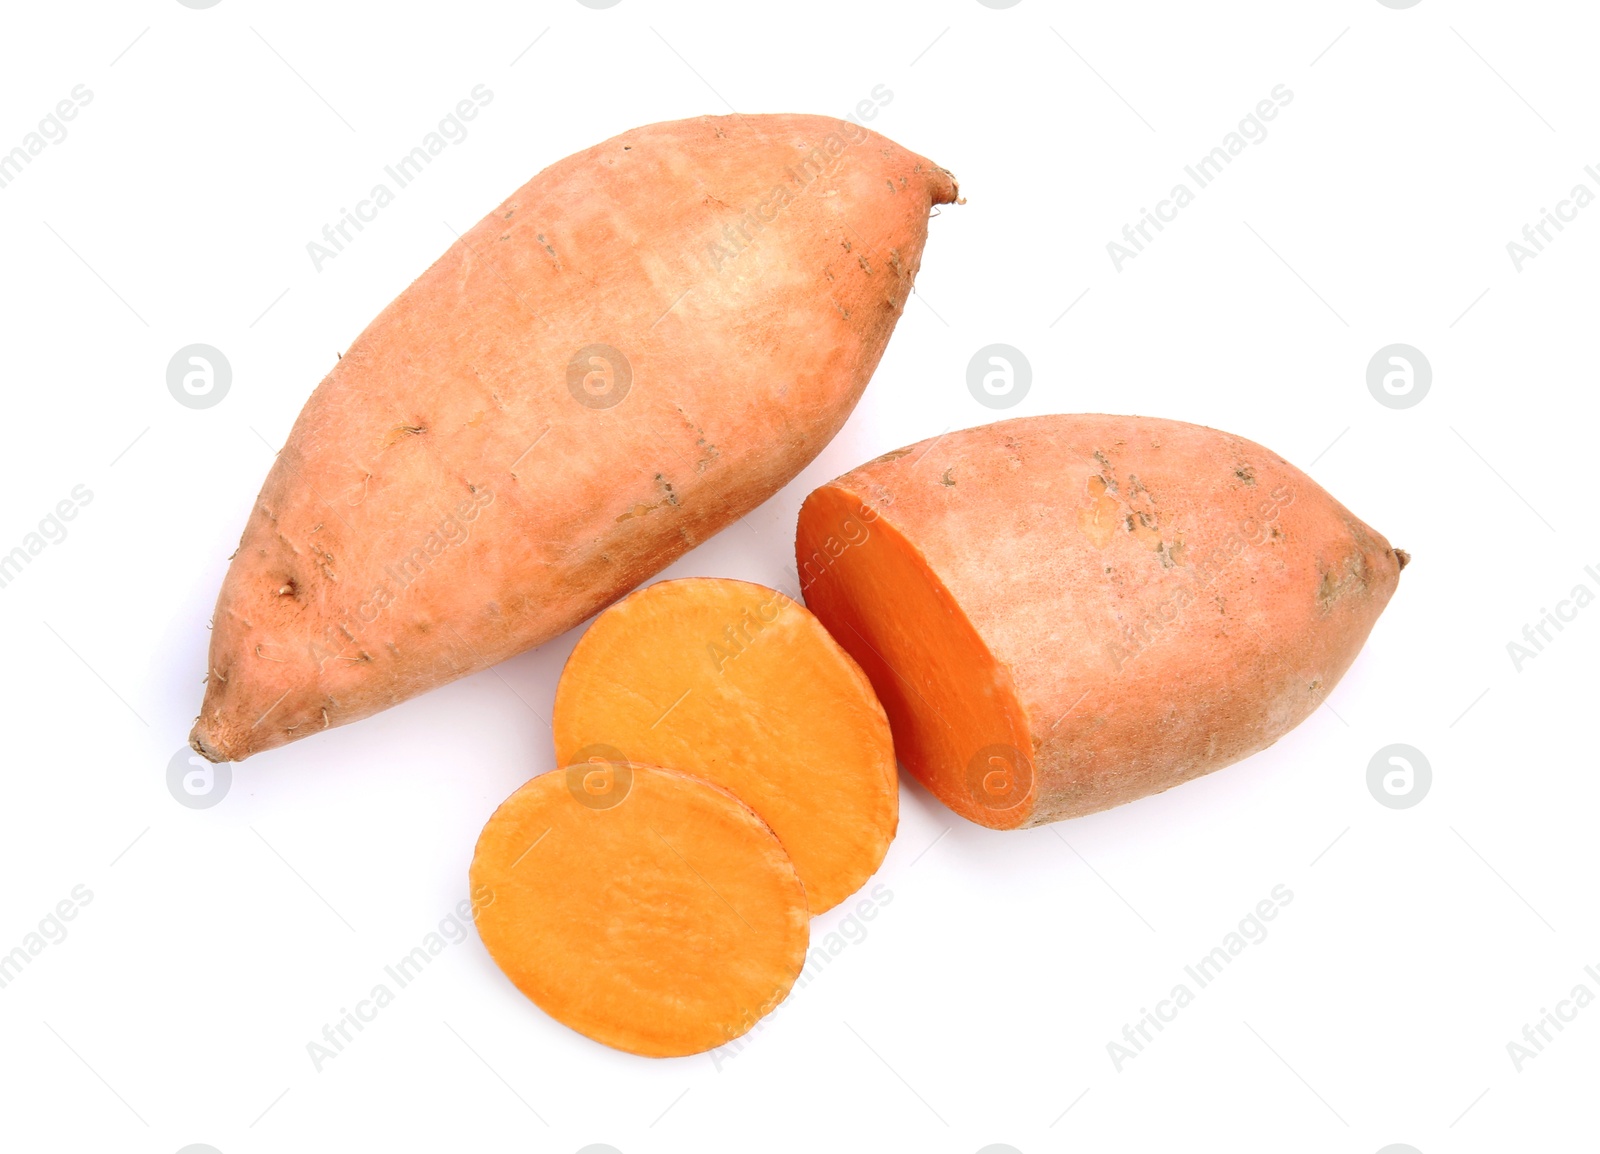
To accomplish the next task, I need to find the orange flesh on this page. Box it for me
[470,764,808,1058]
[552,578,896,912]
[794,487,1035,830]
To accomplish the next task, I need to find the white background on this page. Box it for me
[0,1,1595,1152]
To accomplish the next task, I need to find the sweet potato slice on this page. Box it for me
[470,763,808,1058]
[552,578,896,914]
[796,414,1407,830]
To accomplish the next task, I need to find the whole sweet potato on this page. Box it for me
[191,114,957,762]
[795,414,1406,829]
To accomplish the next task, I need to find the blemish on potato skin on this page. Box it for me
[1124,509,1164,552]
[1078,476,1121,547]
[617,502,661,521]
[1316,551,1372,612]
[382,425,426,450]
[1092,451,1118,493]
[1234,465,1256,486]
[940,468,956,487]
[668,405,721,473]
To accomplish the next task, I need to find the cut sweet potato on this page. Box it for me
[470,763,808,1058]
[552,578,896,914]
[796,414,1406,829]
[189,113,958,762]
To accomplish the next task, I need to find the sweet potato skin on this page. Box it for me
[191,114,957,761]
[796,414,1406,828]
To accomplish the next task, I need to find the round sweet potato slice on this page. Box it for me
[470,763,808,1057]
[552,578,897,914]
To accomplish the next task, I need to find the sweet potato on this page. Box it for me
[471,763,807,1057]
[189,114,958,762]
[795,414,1407,829]
[552,577,896,913]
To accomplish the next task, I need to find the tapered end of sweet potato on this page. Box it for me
[187,719,232,765]
[189,697,268,762]
[927,165,960,206]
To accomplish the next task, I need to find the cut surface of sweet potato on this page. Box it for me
[795,484,1033,829]
[470,763,807,1058]
[552,577,896,914]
